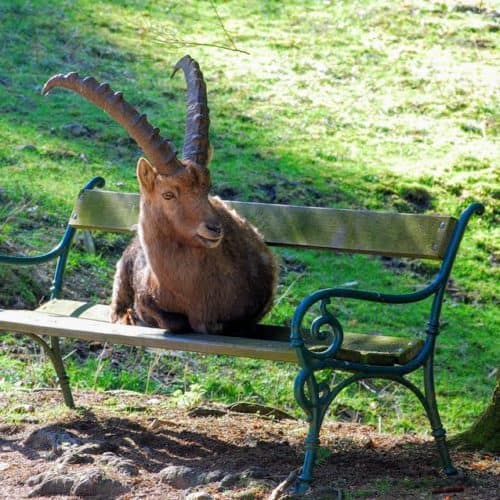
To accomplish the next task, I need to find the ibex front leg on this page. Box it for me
[135,295,191,332]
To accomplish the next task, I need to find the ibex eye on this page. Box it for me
[162,191,175,200]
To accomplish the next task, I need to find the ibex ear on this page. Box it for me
[136,157,157,193]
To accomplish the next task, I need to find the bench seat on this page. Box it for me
[0,299,423,366]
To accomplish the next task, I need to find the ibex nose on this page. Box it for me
[196,221,224,248]
[206,223,222,236]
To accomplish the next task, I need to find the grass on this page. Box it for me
[0,0,498,435]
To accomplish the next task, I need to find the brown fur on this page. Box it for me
[110,158,278,333]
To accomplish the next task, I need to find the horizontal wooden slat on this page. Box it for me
[1,308,297,363]
[71,190,140,233]
[70,189,456,259]
[230,201,455,259]
[29,300,424,365]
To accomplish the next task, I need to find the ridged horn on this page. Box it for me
[42,72,183,175]
[172,55,210,168]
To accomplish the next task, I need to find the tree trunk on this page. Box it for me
[450,374,499,453]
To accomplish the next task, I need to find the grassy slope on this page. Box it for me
[0,0,498,434]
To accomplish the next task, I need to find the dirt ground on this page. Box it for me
[0,390,498,499]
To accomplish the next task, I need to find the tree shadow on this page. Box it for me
[4,409,300,477]
[1,411,497,496]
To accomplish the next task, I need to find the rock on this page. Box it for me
[12,404,35,413]
[241,466,266,479]
[75,442,104,455]
[61,123,94,137]
[203,469,225,483]
[219,472,241,489]
[185,492,214,500]
[28,466,129,497]
[26,471,48,487]
[23,428,82,452]
[357,435,374,449]
[159,465,201,489]
[188,406,227,418]
[228,402,295,420]
[71,468,129,497]
[99,452,139,476]
[27,470,74,497]
[56,447,95,466]
[54,443,103,466]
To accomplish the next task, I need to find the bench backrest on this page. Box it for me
[70,189,457,260]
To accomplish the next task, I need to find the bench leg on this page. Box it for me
[49,337,75,409]
[423,355,457,476]
[27,333,75,409]
[297,409,322,493]
[293,370,330,494]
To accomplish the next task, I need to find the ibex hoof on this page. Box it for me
[111,308,137,325]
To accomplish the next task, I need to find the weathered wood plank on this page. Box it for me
[70,189,456,259]
[1,308,297,363]
[71,190,140,233]
[32,300,424,365]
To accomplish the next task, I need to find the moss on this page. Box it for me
[450,375,500,453]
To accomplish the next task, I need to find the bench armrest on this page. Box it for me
[0,225,75,266]
[290,287,439,379]
[290,202,486,366]
[289,285,439,369]
[0,178,104,267]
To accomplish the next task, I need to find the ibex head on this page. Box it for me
[137,156,222,248]
[42,55,223,248]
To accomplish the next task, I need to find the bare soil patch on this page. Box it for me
[0,390,498,499]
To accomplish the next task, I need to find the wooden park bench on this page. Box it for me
[0,176,484,492]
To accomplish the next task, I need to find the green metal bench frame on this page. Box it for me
[0,176,484,493]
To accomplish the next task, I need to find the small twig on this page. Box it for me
[153,34,250,55]
[18,388,61,393]
[268,468,299,500]
[359,379,385,394]
[151,375,176,391]
[209,0,239,52]
[151,1,249,55]
[432,485,465,494]
[93,342,110,389]
[273,272,306,307]
[62,349,78,361]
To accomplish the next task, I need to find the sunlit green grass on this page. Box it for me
[0,0,498,434]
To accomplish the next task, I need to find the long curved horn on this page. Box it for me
[172,55,210,168]
[42,72,183,175]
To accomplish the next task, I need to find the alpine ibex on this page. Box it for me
[42,55,277,334]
